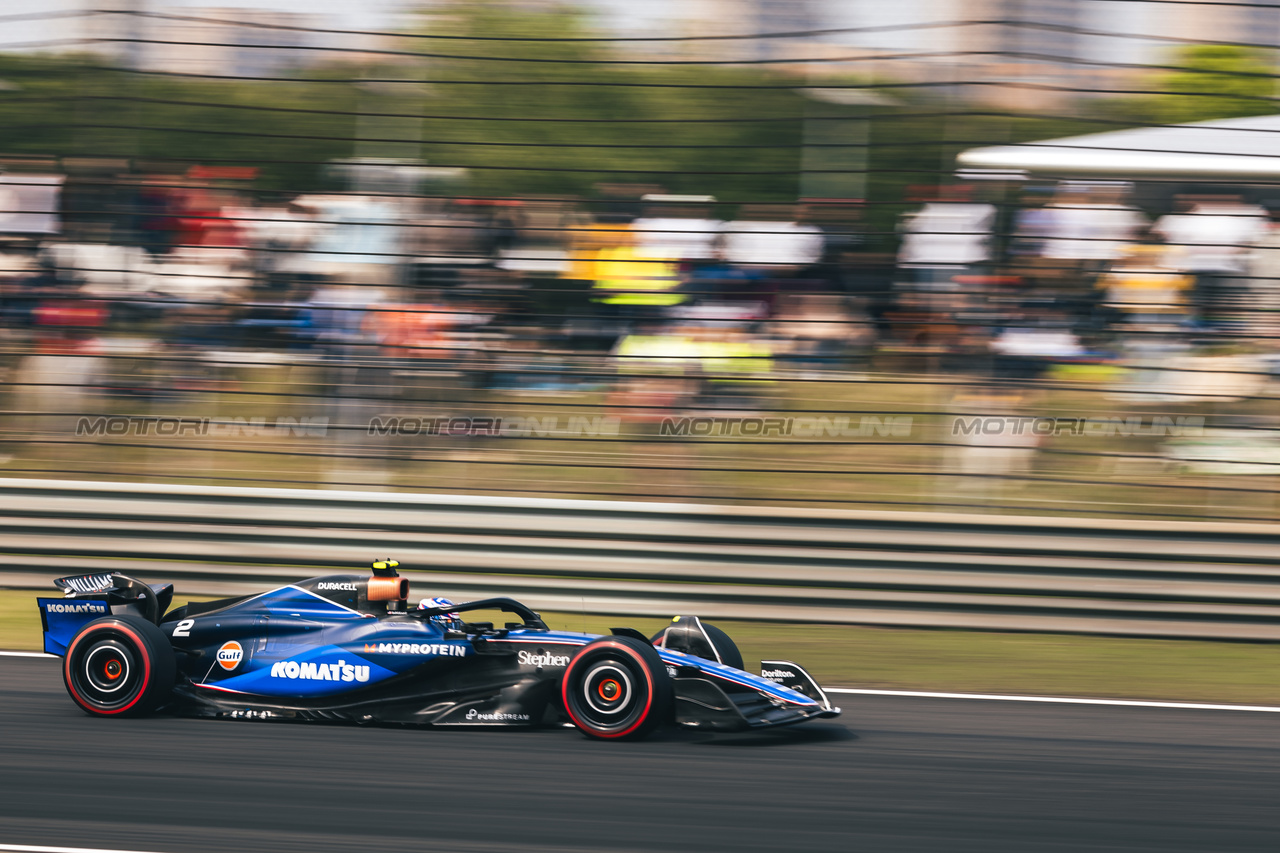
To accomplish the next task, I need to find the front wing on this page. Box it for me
[662,655,841,732]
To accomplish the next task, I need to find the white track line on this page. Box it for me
[5,650,1278,713]
[0,845,167,853]
[826,687,1280,713]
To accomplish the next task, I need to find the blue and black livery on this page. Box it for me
[37,561,839,739]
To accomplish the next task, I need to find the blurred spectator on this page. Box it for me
[696,324,775,411]
[609,326,701,426]
[897,200,996,288]
[1008,194,1055,259]
[891,198,996,354]
[135,177,181,256]
[989,319,1084,379]
[1096,242,1194,331]
[948,390,1041,506]
[1245,209,1280,341]
[769,293,871,372]
[1153,199,1268,327]
[1040,188,1146,268]
[719,220,823,268]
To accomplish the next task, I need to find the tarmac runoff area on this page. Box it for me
[2,655,1279,852]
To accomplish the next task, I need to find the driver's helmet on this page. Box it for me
[418,596,463,631]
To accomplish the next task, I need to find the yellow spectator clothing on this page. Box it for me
[565,223,632,282]
[591,246,683,306]
[1098,254,1193,315]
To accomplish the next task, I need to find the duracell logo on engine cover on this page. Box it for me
[317,582,358,592]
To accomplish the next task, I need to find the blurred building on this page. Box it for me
[822,0,1280,109]
[139,8,323,77]
[697,0,819,59]
[79,0,1280,111]
[87,6,397,77]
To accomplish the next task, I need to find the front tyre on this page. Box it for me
[561,636,672,740]
[63,615,176,717]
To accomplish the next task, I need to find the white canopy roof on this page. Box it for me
[956,115,1280,180]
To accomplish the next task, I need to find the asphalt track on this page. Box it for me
[2,657,1278,853]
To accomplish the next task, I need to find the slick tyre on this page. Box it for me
[651,621,744,671]
[561,636,672,740]
[63,615,176,717]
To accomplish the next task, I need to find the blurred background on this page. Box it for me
[1,0,1279,522]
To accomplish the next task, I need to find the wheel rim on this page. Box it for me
[582,664,634,717]
[565,648,652,735]
[70,633,144,711]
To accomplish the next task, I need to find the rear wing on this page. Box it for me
[37,572,175,655]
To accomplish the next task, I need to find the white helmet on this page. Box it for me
[418,596,462,629]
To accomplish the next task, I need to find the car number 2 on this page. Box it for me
[172,619,195,637]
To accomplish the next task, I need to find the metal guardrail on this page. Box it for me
[0,478,1277,641]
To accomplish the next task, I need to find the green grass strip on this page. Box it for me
[6,588,1278,705]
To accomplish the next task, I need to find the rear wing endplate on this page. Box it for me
[37,598,111,656]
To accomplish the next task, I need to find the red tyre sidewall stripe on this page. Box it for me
[561,640,654,739]
[64,622,153,716]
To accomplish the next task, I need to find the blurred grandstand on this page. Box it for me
[0,1,1277,521]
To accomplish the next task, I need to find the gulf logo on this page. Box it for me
[216,641,244,671]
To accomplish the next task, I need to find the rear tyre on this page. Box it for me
[561,636,672,740]
[63,615,176,717]
[650,621,744,671]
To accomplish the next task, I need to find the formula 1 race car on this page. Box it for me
[37,561,839,739]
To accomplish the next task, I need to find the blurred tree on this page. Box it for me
[0,52,357,193]
[408,1,808,201]
[1148,45,1277,124]
[0,10,1148,251]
